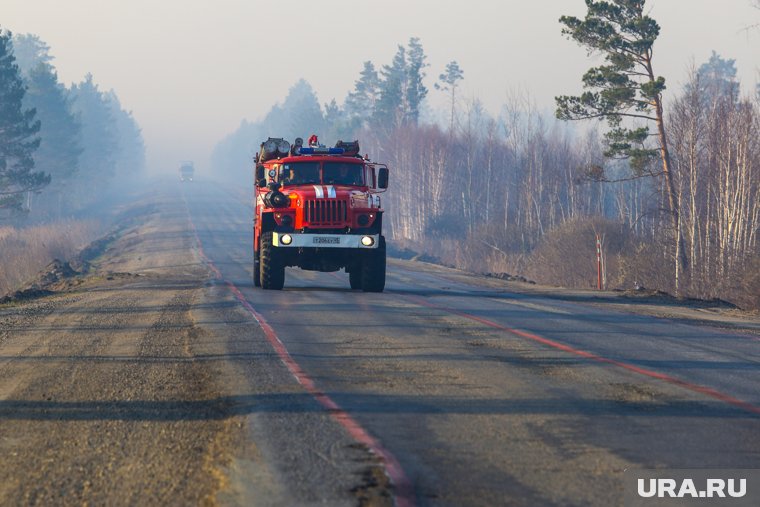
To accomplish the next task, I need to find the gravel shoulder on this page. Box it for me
[0,188,241,505]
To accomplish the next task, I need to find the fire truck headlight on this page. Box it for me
[281,234,293,245]
[280,214,293,227]
[361,236,374,247]
[357,214,370,226]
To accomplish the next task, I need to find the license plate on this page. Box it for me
[313,236,340,245]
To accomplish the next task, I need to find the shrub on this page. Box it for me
[525,218,630,289]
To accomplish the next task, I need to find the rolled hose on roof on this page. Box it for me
[260,137,290,162]
[335,140,360,157]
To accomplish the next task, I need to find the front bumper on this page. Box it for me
[272,232,379,249]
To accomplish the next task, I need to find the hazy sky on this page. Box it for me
[4,0,759,173]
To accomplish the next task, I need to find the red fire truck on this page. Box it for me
[253,136,389,291]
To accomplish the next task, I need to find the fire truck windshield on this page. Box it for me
[279,162,364,186]
[323,162,364,186]
[280,162,320,185]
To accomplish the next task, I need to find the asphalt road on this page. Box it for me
[183,181,760,506]
[0,180,758,506]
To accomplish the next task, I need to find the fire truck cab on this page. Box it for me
[253,136,389,291]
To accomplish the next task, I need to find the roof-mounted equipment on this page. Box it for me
[260,137,291,162]
[335,140,360,157]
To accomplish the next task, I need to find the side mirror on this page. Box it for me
[255,165,266,187]
[377,167,389,189]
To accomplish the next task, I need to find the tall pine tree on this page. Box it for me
[11,34,53,76]
[105,90,145,182]
[555,0,688,292]
[695,51,740,102]
[435,61,464,133]
[345,61,379,125]
[373,39,430,129]
[374,45,406,130]
[24,62,82,216]
[0,28,48,216]
[69,74,118,203]
[405,37,428,125]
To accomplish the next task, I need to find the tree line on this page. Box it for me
[0,29,145,221]
[211,37,461,180]
[212,1,759,308]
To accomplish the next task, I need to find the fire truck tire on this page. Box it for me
[260,232,285,290]
[349,268,362,290]
[360,237,386,292]
[253,252,261,287]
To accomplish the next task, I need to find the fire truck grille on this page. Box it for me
[304,200,348,226]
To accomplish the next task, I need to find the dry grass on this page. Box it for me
[0,220,102,295]
[394,217,760,311]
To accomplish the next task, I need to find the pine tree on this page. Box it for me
[105,91,145,181]
[282,79,325,139]
[69,74,118,202]
[323,98,352,141]
[0,28,47,216]
[374,45,406,130]
[24,62,82,214]
[695,51,740,102]
[555,0,688,292]
[345,61,379,124]
[11,34,53,76]
[435,61,464,133]
[405,37,428,125]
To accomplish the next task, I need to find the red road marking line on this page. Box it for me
[224,282,414,506]
[404,295,760,417]
[182,195,415,506]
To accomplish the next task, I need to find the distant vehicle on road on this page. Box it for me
[252,136,389,291]
[179,162,194,182]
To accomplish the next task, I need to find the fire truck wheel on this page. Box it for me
[360,237,386,292]
[253,252,261,287]
[349,268,362,290]
[260,232,285,290]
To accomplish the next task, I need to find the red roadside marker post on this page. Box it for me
[596,233,602,290]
